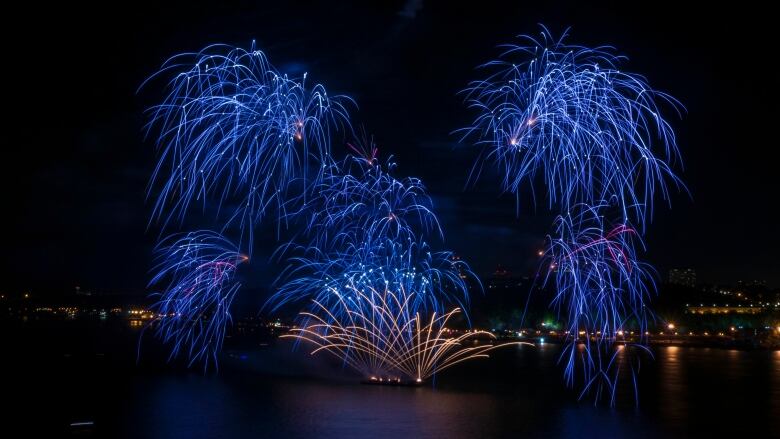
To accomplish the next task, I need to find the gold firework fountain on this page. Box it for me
[283,285,529,384]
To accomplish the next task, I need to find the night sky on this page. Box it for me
[4,1,778,298]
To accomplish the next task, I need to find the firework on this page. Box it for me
[460,26,684,227]
[284,284,528,382]
[542,204,655,402]
[142,43,353,241]
[271,136,471,317]
[270,236,474,319]
[294,151,441,251]
[147,230,247,368]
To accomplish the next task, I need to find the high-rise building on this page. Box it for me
[669,268,696,288]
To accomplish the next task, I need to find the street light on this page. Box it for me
[667,323,675,330]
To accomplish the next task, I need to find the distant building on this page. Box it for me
[669,268,696,288]
[686,305,763,315]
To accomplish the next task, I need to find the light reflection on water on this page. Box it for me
[104,344,780,438]
[658,346,686,425]
[20,337,780,438]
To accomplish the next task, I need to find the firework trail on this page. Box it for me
[290,146,441,253]
[270,236,474,320]
[146,230,247,369]
[285,284,528,382]
[141,42,352,244]
[460,26,684,228]
[542,204,655,403]
[271,135,471,318]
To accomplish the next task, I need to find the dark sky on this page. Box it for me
[3,0,778,297]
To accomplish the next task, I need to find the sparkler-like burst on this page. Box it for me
[142,43,352,239]
[284,284,528,382]
[147,230,247,368]
[542,204,655,402]
[271,137,470,317]
[461,26,684,227]
[296,151,441,251]
[270,237,474,319]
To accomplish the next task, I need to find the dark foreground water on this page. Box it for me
[4,320,780,438]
